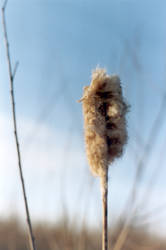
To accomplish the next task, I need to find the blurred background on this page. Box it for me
[0,0,166,249]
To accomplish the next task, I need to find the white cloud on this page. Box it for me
[0,113,87,221]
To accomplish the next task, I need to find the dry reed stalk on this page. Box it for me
[79,68,128,250]
[2,1,36,250]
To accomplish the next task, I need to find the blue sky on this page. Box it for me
[0,0,166,235]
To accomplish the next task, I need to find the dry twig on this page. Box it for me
[2,1,36,250]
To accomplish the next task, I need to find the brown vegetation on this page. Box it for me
[0,217,165,250]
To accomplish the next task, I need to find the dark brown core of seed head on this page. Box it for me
[96,91,113,99]
[106,137,121,146]
[106,122,117,129]
[98,103,107,116]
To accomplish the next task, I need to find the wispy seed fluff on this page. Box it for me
[79,68,129,177]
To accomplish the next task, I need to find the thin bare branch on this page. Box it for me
[2,0,8,10]
[2,3,36,250]
[13,61,19,80]
[113,226,130,250]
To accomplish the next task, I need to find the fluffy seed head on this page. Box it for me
[80,68,129,177]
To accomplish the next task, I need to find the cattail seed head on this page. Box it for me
[79,68,129,177]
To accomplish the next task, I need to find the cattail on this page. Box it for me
[79,68,129,250]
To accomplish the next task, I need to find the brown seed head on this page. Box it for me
[80,68,129,177]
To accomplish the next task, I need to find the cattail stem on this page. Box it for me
[100,169,108,250]
[80,68,128,250]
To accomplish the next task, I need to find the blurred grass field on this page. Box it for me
[0,216,166,250]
